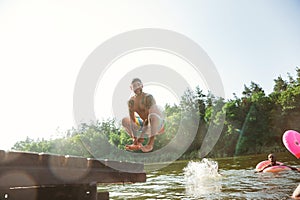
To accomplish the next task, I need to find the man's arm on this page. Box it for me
[287,165,300,172]
[128,98,135,120]
[255,164,271,173]
[144,94,156,109]
[279,162,300,172]
[128,98,137,138]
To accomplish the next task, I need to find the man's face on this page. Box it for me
[131,81,143,94]
[268,154,275,163]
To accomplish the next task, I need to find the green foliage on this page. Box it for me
[11,67,300,159]
[12,137,52,153]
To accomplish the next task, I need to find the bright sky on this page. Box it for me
[0,0,299,150]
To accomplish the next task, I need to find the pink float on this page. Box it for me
[282,130,300,159]
[255,160,291,172]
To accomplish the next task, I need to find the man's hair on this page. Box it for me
[131,78,142,84]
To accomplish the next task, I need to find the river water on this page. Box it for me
[100,152,300,199]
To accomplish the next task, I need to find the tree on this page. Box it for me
[273,76,287,92]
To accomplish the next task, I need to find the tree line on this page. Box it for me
[12,68,300,160]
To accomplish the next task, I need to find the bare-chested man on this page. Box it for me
[256,153,300,173]
[122,78,164,152]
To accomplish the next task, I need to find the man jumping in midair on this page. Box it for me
[122,78,164,152]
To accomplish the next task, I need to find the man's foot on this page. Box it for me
[125,144,142,151]
[133,137,144,144]
[137,137,145,143]
[140,144,153,152]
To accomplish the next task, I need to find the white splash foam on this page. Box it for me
[183,158,222,198]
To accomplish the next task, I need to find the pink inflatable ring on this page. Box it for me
[255,160,291,173]
[283,130,300,159]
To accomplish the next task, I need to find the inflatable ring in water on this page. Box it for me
[283,130,300,159]
[255,160,291,173]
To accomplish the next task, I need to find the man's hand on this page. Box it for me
[132,136,145,144]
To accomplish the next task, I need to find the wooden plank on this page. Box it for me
[0,184,98,200]
[0,168,146,187]
[0,151,146,187]
[97,191,109,200]
[0,151,144,172]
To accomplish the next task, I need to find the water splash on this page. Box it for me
[183,158,222,198]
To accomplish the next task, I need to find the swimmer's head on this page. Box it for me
[268,153,276,164]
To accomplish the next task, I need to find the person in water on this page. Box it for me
[122,78,164,152]
[293,184,300,199]
[256,153,300,172]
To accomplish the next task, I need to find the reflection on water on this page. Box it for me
[99,152,300,199]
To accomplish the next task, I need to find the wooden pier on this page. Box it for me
[0,150,146,199]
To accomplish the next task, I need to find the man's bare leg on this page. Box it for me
[122,117,143,147]
[140,136,155,152]
[136,120,151,143]
[140,114,161,152]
